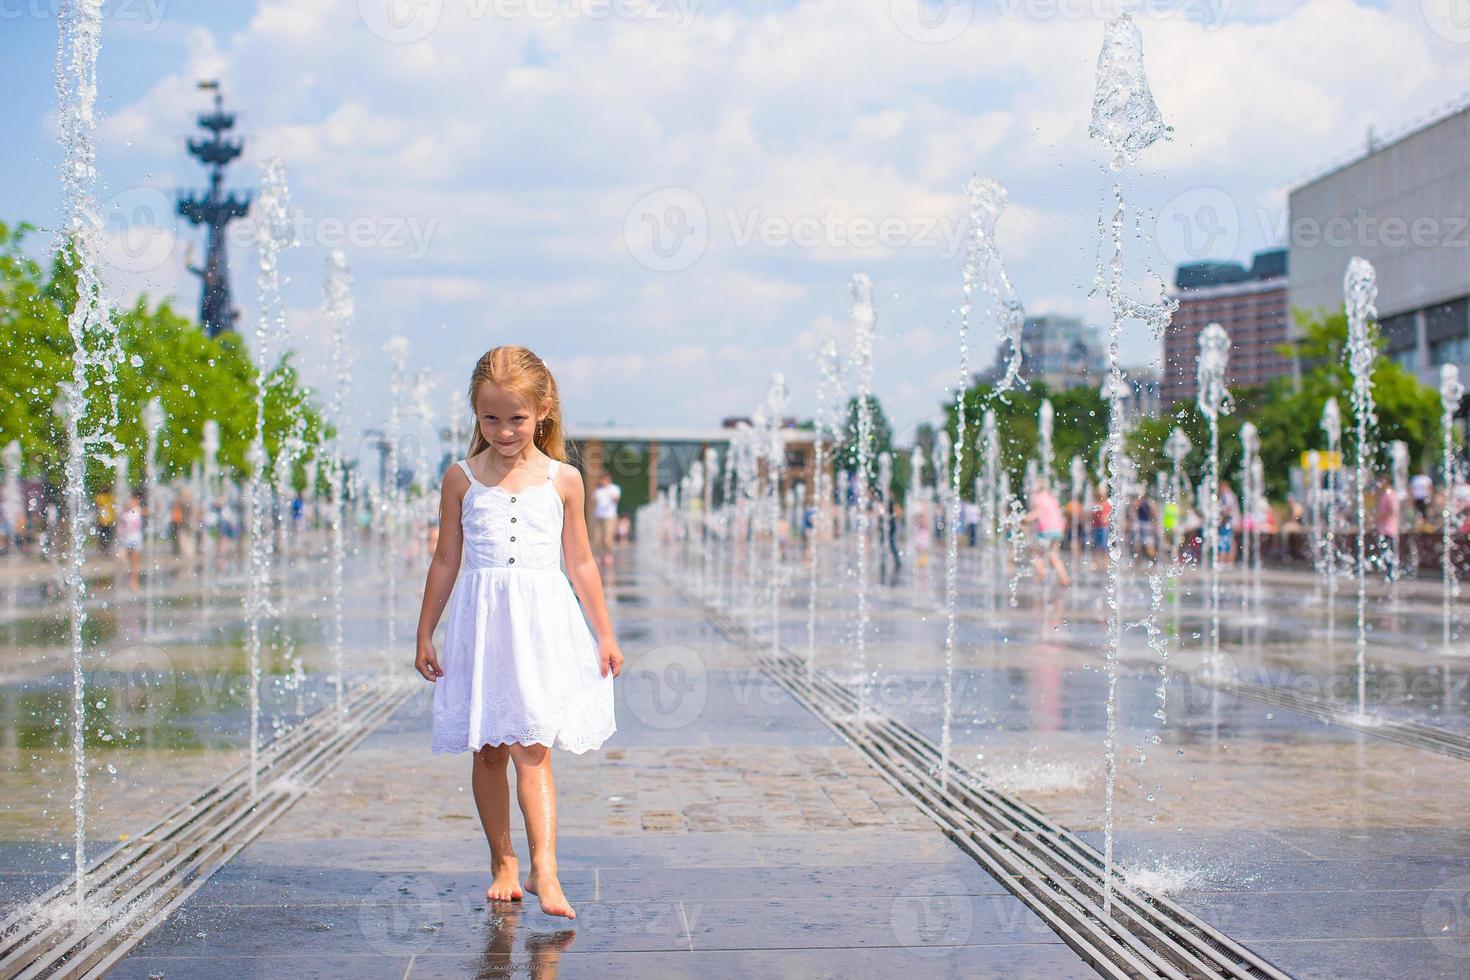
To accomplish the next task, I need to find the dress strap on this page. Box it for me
[546,459,560,481]
[456,459,475,483]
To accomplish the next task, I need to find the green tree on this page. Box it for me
[1129,311,1441,499]
[833,393,893,488]
[940,381,1109,497]
[0,220,329,495]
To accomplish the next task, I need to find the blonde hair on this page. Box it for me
[467,346,567,462]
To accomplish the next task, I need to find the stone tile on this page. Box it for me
[126,898,690,958]
[108,954,412,980]
[1181,888,1470,941]
[406,944,1097,979]
[1246,938,1470,980]
[685,895,1061,950]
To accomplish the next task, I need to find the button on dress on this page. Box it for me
[431,458,615,755]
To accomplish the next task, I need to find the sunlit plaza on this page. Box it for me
[4,3,1470,978]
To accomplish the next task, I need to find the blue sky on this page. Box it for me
[5,0,1470,448]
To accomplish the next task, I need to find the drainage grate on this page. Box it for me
[0,676,417,979]
[694,597,1289,980]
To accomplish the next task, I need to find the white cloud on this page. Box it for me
[68,0,1470,441]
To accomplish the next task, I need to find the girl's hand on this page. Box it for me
[415,636,444,682]
[598,637,624,678]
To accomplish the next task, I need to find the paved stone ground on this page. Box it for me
[110,564,1095,978]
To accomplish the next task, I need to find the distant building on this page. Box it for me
[1287,104,1470,390]
[1164,248,1289,408]
[981,314,1104,391]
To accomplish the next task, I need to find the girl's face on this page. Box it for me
[475,383,548,457]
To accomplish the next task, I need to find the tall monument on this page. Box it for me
[176,81,251,337]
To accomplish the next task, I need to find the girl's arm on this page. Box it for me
[414,464,469,682]
[557,464,624,678]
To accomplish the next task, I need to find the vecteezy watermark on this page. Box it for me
[227,209,439,261]
[0,0,168,29]
[358,874,445,955]
[358,0,699,43]
[1423,0,1470,44]
[623,187,708,273]
[994,0,1230,30]
[1286,211,1470,250]
[890,874,976,955]
[622,644,709,730]
[890,0,1229,43]
[101,186,180,275]
[1423,874,1470,958]
[1156,187,1470,268]
[622,187,971,272]
[1155,186,1240,267]
[890,0,976,43]
[99,186,439,273]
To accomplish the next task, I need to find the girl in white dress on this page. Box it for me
[415,345,622,920]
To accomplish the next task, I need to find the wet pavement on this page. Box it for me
[6,540,1469,976]
[103,564,1092,978]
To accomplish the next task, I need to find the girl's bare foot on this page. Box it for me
[523,869,575,919]
[486,857,523,902]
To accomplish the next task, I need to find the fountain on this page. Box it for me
[847,273,877,718]
[201,419,220,605]
[1069,454,1087,569]
[142,397,164,638]
[4,440,22,622]
[964,176,1025,396]
[1388,439,1408,594]
[1089,12,1176,913]
[245,157,295,798]
[1196,323,1232,672]
[55,0,128,908]
[1344,257,1378,716]
[981,410,1001,613]
[808,340,839,669]
[1164,427,1191,561]
[1037,399,1055,492]
[764,373,788,658]
[1239,422,1259,620]
[1442,364,1465,653]
[702,445,719,601]
[1321,397,1342,646]
[746,407,767,635]
[323,247,354,726]
[1306,449,1323,602]
[1251,454,1265,614]
[877,451,894,585]
[384,335,410,665]
[934,428,959,785]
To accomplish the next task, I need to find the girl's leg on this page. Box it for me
[1049,544,1072,587]
[473,744,522,901]
[509,743,575,918]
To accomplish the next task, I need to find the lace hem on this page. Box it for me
[431,720,615,756]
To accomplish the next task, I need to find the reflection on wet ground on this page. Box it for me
[6,543,1469,976]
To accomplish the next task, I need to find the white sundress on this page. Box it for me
[431,457,616,755]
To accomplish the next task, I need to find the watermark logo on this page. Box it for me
[890,0,975,43]
[621,187,976,271]
[100,186,178,275]
[359,0,444,44]
[358,874,444,954]
[1155,186,1240,267]
[623,187,708,273]
[1423,875,1470,958]
[623,644,708,729]
[890,874,975,954]
[0,0,169,30]
[360,0,699,42]
[1424,0,1470,44]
